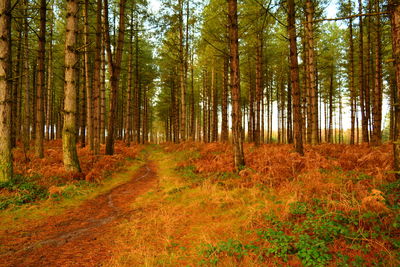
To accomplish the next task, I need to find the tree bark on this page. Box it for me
[349,15,356,145]
[228,0,245,170]
[211,61,218,142]
[328,69,334,143]
[46,19,54,141]
[83,0,93,151]
[134,15,141,144]
[35,0,46,158]
[202,70,207,142]
[372,0,383,146]
[62,0,81,173]
[249,59,255,143]
[12,28,22,147]
[0,0,13,181]
[23,0,30,153]
[125,15,134,146]
[190,51,196,140]
[100,23,106,144]
[288,0,304,155]
[390,73,396,141]
[221,57,229,142]
[179,0,186,141]
[359,0,369,143]
[305,0,318,145]
[390,0,400,178]
[105,0,126,155]
[255,34,263,146]
[79,56,86,147]
[92,0,102,154]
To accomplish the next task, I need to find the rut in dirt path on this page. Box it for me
[0,161,158,267]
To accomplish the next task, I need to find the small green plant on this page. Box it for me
[295,234,331,267]
[0,175,48,209]
[176,165,203,183]
[289,201,308,216]
[199,239,256,264]
[257,229,294,261]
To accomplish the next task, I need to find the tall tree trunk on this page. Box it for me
[288,0,304,155]
[174,75,180,143]
[280,71,286,144]
[35,0,46,158]
[261,76,265,143]
[349,15,356,145]
[228,0,245,170]
[211,62,218,142]
[134,16,141,144]
[46,19,53,141]
[105,0,126,155]
[328,69,334,143]
[12,28,22,147]
[92,0,102,154]
[179,0,186,141]
[202,70,207,142]
[390,73,396,141]
[249,58,254,143]
[287,72,293,144]
[303,38,311,143]
[0,0,12,181]
[23,0,30,153]
[366,0,373,142]
[186,0,191,140]
[255,34,263,146]
[390,0,400,178]
[171,78,177,143]
[79,57,86,147]
[142,88,148,144]
[62,0,81,173]
[83,0,93,151]
[100,26,106,144]
[32,62,36,140]
[359,0,369,143]
[125,15,133,146]
[305,0,318,145]
[372,0,383,146]
[339,87,343,144]
[221,57,229,142]
[190,52,195,140]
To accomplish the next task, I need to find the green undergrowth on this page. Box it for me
[0,150,147,232]
[198,183,400,266]
[0,174,48,210]
[104,145,400,266]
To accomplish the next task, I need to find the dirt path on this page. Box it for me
[0,162,158,267]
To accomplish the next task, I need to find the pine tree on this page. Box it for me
[0,0,13,181]
[228,0,244,170]
[62,0,81,172]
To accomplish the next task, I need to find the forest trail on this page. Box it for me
[0,159,158,267]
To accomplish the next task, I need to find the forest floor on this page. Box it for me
[0,147,157,266]
[0,142,399,266]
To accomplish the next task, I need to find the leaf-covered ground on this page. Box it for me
[1,143,399,266]
[110,143,399,266]
[0,141,142,211]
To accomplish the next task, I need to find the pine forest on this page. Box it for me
[1,0,400,266]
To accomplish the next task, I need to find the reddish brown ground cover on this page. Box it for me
[162,142,398,266]
[1,142,398,266]
[0,163,157,267]
[13,140,142,184]
[165,142,394,208]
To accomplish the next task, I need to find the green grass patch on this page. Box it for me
[199,199,400,266]
[0,155,146,232]
[0,174,48,210]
